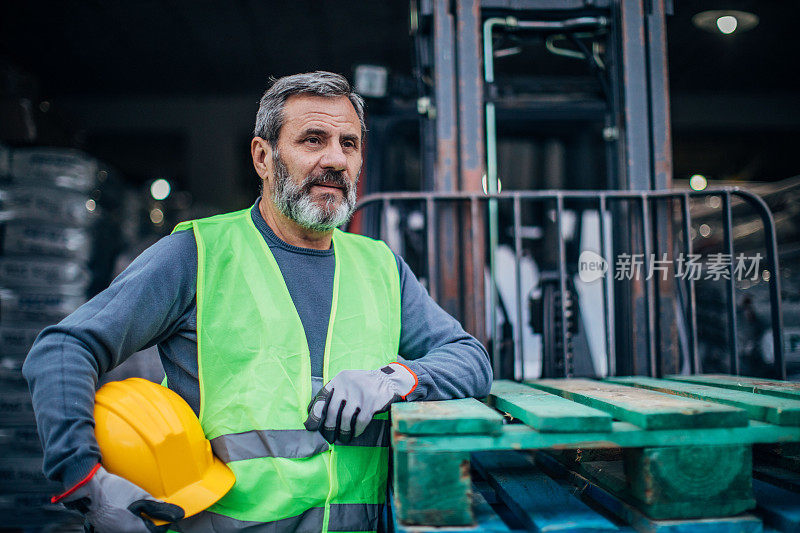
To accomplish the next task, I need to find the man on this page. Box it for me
[23,71,492,532]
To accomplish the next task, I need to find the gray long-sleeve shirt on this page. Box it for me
[23,200,492,489]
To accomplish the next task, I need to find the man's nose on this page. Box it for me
[320,143,347,171]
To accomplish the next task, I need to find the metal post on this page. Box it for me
[470,197,484,346]
[646,0,678,376]
[431,0,465,323]
[680,194,700,373]
[556,195,570,377]
[426,197,437,301]
[641,196,658,376]
[615,0,674,376]
[619,1,652,190]
[432,0,458,193]
[722,192,739,375]
[456,0,487,345]
[646,0,672,191]
[598,195,616,376]
[513,195,524,379]
[483,17,505,376]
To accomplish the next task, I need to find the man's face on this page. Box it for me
[267,94,362,231]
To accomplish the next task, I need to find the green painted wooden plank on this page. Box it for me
[579,459,755,520]
[393,450,473,526]
[392,420,800,453]
[526,379,748,430]
[488,380,612,432]
[666,374,800,401]
[535,452,763,533]
[607,376,800,426]
[392,487,512,532]
[622,445,754,519]
[471,450,619,532]
[392,398,504,435]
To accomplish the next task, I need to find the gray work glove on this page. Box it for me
[58,465,184,533]
[304,362,417,444]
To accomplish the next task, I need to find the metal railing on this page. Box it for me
[352,188,785,379]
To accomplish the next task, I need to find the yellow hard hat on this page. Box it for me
[94,377,235,523]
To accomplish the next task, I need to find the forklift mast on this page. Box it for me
[413,0,675,377]
[412,0,672,190]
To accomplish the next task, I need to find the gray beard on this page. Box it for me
[270,152,359,232]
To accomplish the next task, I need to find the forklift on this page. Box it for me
[351,1,799,530]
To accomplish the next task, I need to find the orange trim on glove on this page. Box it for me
[391,361,419,400]
[51,463,101,503]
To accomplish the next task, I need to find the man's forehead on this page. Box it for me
[282,94,360,135]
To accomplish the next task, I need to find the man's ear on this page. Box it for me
[251,137,273,181]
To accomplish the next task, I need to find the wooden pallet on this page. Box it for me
[391,376,800,532]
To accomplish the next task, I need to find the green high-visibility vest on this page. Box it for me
[172,208,401,532]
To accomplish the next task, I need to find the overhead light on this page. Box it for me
[150,178,171,201]
[150,208,165,225]
[690,174,708,191]
[692,10,759,35]
[716,15,737,34]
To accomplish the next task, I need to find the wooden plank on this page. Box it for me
[392,488,512,532]
[392,398,504,435]
[541,449,754,521]
[607,376,800,426]
[393,451,472,526]
[666,374,800,402]
[527,379,748,430]
[471,450,619,532]
[536,452,763,533]
[622,445,754,520]
[584,459,754,521]
[753,479,800,532]
[488,380,613,432]
[392,420,800,454]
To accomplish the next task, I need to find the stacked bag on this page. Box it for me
[0,144,100,529]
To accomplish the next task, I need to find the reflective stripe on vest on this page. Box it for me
[174,503,383,532]
[210,418,391,462]
[171,209,400,532]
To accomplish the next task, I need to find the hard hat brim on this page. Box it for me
[151,454,236,526]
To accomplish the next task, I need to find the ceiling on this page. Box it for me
[0,1,796,98]
[0,1,413,97]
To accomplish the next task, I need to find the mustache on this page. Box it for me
[301,170,351,194]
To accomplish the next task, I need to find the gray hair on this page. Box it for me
[253,71,366,148]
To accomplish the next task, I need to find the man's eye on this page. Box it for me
[306,137,321,145]
[343,141,356,149]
